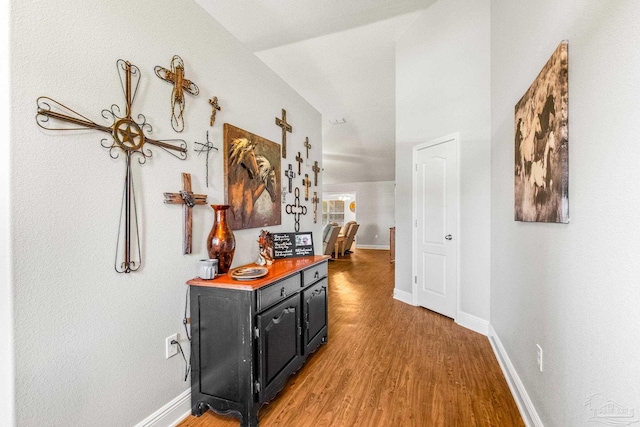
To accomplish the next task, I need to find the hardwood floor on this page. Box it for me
[178,249,523,427]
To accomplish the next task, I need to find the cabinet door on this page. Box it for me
[257,294,303,402]
[302,278,328,355]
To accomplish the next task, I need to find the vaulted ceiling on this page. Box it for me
[195,0,436,184]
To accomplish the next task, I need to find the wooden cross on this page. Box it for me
[304,137,312,159]
[312,161,321,186]
[208,96,221,126]
[155,55,200,132]
[295,151,303,175]
[284,163,296,193]
[311,192,320,223]
[36,59,187,273]
[194,131,218,187]
[302,174,311,201]
[164,173,207,254]
[285,188,307,232]
[275,108,292,158]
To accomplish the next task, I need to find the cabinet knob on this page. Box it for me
[280,287,286,297]
[314,271,319,279]
[445,234,453,241]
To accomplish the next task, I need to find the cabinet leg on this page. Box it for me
[193,401,208,417]
[240,410,259,427]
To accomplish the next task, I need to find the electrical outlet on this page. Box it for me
[166,333,178,359]
[375,234,379,239]
[536,344,543,372]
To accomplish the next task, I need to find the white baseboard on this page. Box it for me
[135,389,191,427]
[355,244,390,250]
[455,311,489,336]
[393,288,415,305]
[488,324,543,427]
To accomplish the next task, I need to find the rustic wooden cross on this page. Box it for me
[311,192,320,224]
[208,96,221,126]
[304,137,312,159]
[284,164,296,193]
[295,151,303,175]
[164,173,207,254]
[302,174,311,201]
[312,161,321,186]
[275,109,292,158]
[285,187,307,232]
[155,55,200,132]
[194,131,218,187]
[36,59,187,273]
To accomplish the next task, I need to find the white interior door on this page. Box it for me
[413,134,458,318]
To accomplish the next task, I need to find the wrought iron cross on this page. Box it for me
[208,96,221,126]
[304,137,312,159]
[194,131,218,187]
[285,188,307,232]
[275,109,292,158]
[36,59,187,273]
[295,152,303,175]
[311,192,320,224]
[164,173,207,254]
[155,55,200,132]
[312,161,321,186]
[284,164,296,193]
[302,174,311,201]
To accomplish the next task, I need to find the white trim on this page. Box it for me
[134,389,191,427]
[412,133,461,314]
[355,244,390,250]
[393,288,415,305]
[455,311,489,336]
[488,324,544,427]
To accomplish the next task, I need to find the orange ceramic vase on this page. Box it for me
[206,205,236,274]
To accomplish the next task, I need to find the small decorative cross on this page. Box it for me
[304,137,312,159]
[302,174,311,201]
[194,130,218,187]
[208,96,221,126]
[163,173,207,254]
[312,161,321,186]
[311,192,320,223]
[154,55,200,132]
[284,164,296,193]
[275,108,293,158]
[295,151,303,175]
[285,187,307,232]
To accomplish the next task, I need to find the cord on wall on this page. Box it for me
[183,287,191,341]
[171,339,190,381]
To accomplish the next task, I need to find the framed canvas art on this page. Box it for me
[514,41,569,223]
[224,123,281,230]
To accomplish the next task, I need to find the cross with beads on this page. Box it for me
[302,174,312,201]
[163,173,207,254]
[285,187,307,232]
[284,163,296,193]
[295,151,303,175]
[312,161,321,186]
[36,59,187,273]
[304,137,312,159]
[275,108,293,158]
[311,192,320,223]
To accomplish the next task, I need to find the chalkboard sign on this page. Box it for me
[272,232,314,259]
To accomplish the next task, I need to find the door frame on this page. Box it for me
[411,133,461,319]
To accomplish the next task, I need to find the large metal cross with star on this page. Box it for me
[36,59,187,273]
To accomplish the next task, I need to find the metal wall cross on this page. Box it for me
[155,55,200,132]
[275,109,292,158]
[36,59,187,273]
[295,152,303,175]
[285,188,307,232]
[302,174,311,201]
[284,164,297,193]
[194,131,218,187]
[312,161,321,186]
[164,173,207,254]
[311,192,320,224]
[304,137,312,159]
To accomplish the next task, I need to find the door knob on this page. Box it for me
[445,234,453,240]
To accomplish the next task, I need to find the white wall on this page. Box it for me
[395,0,491,323]
[491,1,640,425]
[323,181,395,248]
[10,0,321,425]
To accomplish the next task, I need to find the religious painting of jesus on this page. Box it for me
[514,41,569,223]
[224,124,281,230]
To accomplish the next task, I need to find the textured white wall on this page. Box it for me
[491,1,640,425]
[10,0,321,425]
[395,0,491,321]
[323,181,395,247]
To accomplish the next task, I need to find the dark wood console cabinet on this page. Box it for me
[186,256,330,426]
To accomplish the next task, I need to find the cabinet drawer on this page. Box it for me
[301,262,328,288]
[257,274,301,312]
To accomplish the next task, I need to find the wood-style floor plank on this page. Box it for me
[178,249,523,427]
